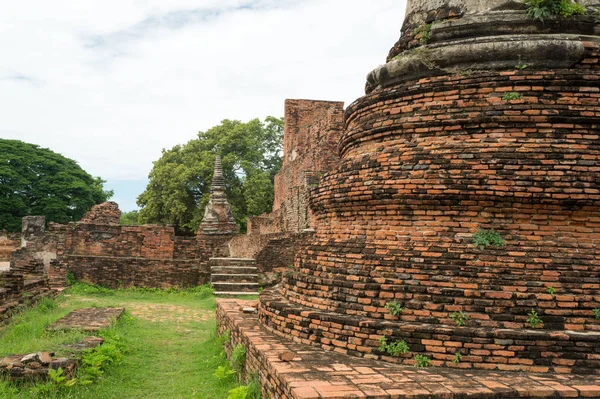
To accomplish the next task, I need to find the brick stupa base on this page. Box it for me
[217,299,600,399]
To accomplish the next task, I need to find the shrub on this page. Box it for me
[593,308,600,319]
[546,286,556,295]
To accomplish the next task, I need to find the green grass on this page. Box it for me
[0,283,252,398]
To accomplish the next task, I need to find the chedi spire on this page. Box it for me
[198,155,239,235]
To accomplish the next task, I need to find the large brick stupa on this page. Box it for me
[260,0,600,374]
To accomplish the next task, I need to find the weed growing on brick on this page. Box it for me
[527,310,543,328]
[450,311,469,327]
[524,0,587,21]
[378,336,410,356]
[414,354,431,368]
[452,352,462,364]
[384,300,404,317]
[502,92,522,102]
[472,229,505,250]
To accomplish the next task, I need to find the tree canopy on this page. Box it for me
[0,139,113,231]
[137,117,283,233]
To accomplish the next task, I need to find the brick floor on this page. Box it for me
[217,299,600,399]
[48,307,124,331]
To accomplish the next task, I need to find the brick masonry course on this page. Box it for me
[219,299,600,399]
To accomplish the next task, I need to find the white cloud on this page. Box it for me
[0,0,406,188]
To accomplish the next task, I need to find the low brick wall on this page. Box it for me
[0,272,54,324]
[64,255,208,289]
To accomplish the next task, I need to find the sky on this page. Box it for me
[0,0,407,211]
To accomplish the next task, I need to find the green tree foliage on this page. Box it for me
[0,139,112,231]
[137,117,283,233]
[120,210,141,225]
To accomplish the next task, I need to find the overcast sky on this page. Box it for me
[0,0,407,211]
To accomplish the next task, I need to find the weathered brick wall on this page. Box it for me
[78,201,121,225]
[217,301,295,399]
[0,271,53,324]
[255,231,314,274]
[64,256,207,289]
[10,222,67,280]
[0,232,20,262]
[66,224,177,259]
[271,99,344,233]
[63,222,230,288]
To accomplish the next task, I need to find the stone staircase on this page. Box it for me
[210,258,259,296]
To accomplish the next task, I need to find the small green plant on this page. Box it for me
[230,344,246,372]
[546,286,556,295]
[593,308,600,319]
[66,270,77,285]
[214,364,236,380]
[526,310,543,328]
[515,56,528,70]
[217,329,231,346]
[378,336,410,356]
[245,374,262,399]
[385,300,405,317]
[78,331,126,384]
[38,296,58,312]
[473,229,506,250]
[228,385,250,399]
[48,367,77,387]
[420,23,432,44]
[452,352,462,364]
[414,354,431,368]
[450,311,469,327]
[524,0,587,21]
[502,92,522,102]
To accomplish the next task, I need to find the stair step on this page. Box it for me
[211,274,258,283]
[214,291,259,296]
[212,282,259,292]
[211,266,258,275]
[209,258,256,267]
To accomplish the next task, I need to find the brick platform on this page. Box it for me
[218,299,600,399]
[48,307,125,331]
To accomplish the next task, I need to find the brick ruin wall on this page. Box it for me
[62,214,234,289]
[0,231,20,263]
[271,99,344,233]
[4,204,235,291]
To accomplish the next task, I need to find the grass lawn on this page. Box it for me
[0,284,254,399]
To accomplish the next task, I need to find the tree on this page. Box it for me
[0,139,113,232]
[120,210,141,225]
[137,117,283,232]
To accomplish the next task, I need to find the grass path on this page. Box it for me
[0,286,243,399]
